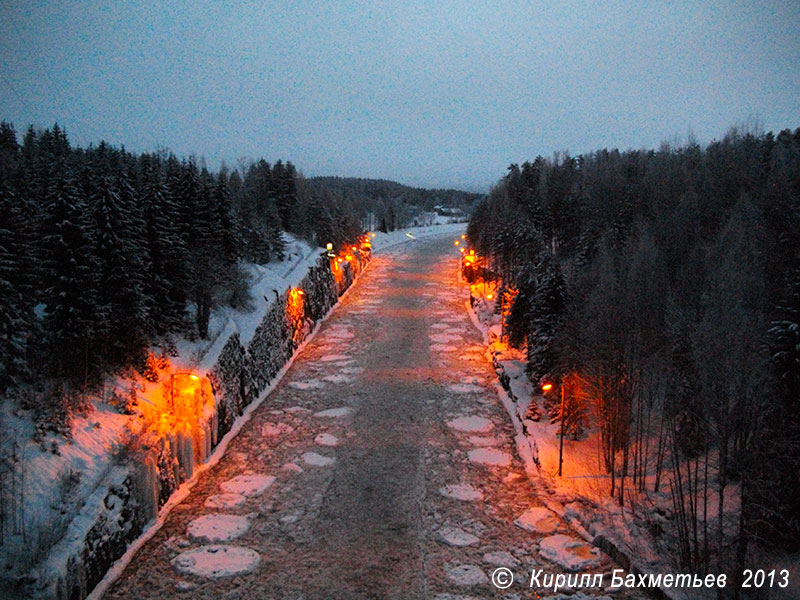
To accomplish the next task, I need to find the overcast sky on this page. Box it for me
[1,2,798,191]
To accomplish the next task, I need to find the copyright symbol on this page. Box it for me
[491,567,514,589]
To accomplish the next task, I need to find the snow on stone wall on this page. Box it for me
[31,251,368,600]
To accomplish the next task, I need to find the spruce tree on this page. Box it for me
[525,258,567,386]
[0,183,32,391]
[40,163,103,383]
[140,159,188,335]
[87,171,149,365]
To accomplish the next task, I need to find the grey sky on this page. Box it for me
[1,1,798,191]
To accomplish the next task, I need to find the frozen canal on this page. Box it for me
[104,233,628,599]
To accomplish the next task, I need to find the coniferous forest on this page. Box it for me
[0,122,369,432]
[0,122,476,435]
[466,125,800,578]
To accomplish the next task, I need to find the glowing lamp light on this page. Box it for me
[188,374,199,381]
[454,240,459,246]
[326,242,333,251]
[459,247,465,253]
[486,293,494,300]
[346,254,354,261]
[469,249,475,256]
[370,233,376,238]
[461,234,466,239]
[541,383,553,392]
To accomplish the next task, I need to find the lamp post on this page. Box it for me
[542,381,566,477]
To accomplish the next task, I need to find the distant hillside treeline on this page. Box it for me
[0,122,365,430]
[467,126,800,569]
[304,176,480,231]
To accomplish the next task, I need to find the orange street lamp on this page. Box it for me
[171,371,201,413]
[461,234,466,239]
[542,381,566,477]
[454,240,460,246]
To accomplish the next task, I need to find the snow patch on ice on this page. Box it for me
[447,415,494,433]
[439,484,484,501]
[322,374,352,384]
[438,526,480,547]
[314,407,353,418]
[186,514,250,543]
[447,564,489,586]
[430,333,462,343]
[261,423,294,437]
[171,545,260,578]
[314,433,339,447]
[340,366,364,375]
[302,452,335,467]
[204,493,246,510]
[515,506,560,535]
[482,551,520,567]
[431,343,459,352]
[326,330,354,340]
[288,379,324,390]
[219,474,275,497]
[431,323,450,329]
[467,436,499,446]
[320,354,351,362]
[447,383,483,394]
[283,462,303,473]
[538,534,602,571]
[468,447,512,467]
